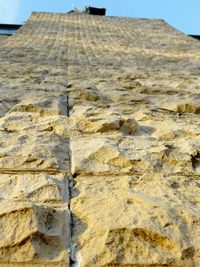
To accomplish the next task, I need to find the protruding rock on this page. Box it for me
[70,105,139,135]
[162,101,200,114]
[0,201,70,266]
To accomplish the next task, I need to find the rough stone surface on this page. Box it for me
[71,175,200,266]
[0,11,200,267]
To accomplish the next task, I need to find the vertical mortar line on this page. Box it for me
[66,72,77,266]
[61,14,76,265]
[66,15,83,267]
[66,97,77,266]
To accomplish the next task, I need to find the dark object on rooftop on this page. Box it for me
[68,6,106,16]
[87,6,106,16]
[0,24,21,36]
[189,35,200,41]
[67,10,75,14]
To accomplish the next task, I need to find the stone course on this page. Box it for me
[0,11,200,266]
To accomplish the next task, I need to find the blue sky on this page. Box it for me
[0,0,199,34]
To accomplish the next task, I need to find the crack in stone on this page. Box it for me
[66,89,80,267]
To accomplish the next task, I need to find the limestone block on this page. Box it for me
[0,128,69,172]
[0,111,70,138]
[71,175,200,266]
[142,120,200,141]
[97,84,150,107]
[71,135,200,176]
[68,86,110,108]
[9,96,69,116]
[161,100,200,114]
[0,201,70,265]
[0,173,69,203]
[70,105,139,135]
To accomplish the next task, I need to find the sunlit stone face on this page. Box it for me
[0,11,200,267]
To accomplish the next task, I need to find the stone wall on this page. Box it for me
[0,12,200,266]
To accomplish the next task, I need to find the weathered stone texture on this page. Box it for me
[0,13,70,267]
[71,175,200,266]
[1,11,200,267]
[65,13,200,267]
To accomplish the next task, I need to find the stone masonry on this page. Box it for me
[0,12,200,266]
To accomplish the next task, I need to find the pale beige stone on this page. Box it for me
[71,135,200,176]
[9,97,68,116]
[162,101,200,114]
[0,128,69,172]
[1,10,200,267]
[0,201,70,265]
[71,136,154,175]
[0,111,70,138]
[142,120,200,141]
[70,105,139,135]
[0,173,69,203]
[71,175,200,266]
[68,85,110,108]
